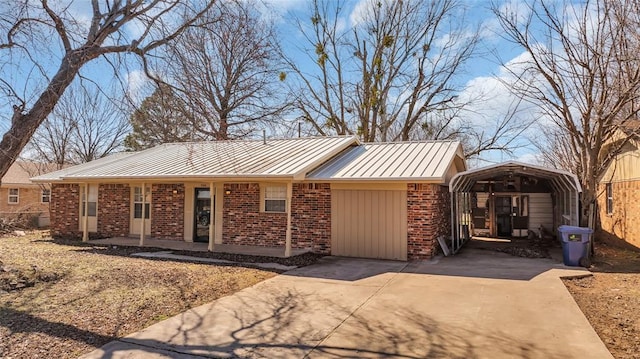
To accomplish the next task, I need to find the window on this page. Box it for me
[81,185,97,217]
[606,183,613,215]
[41,189,51,203]
[133,187,151,219]
[8,188,18,204]
[263,186,286,212]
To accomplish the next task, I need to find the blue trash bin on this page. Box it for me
[557,225,592,266]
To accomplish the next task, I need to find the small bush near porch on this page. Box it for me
[0,231,276,358]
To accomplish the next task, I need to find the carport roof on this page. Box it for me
[449,161,582,193]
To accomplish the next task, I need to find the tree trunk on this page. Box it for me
[0,54,80,182]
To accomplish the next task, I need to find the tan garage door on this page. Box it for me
[332,189,407,260]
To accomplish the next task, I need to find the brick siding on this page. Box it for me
[50,183,81,238]
[407,183,451,259]
[597,180,640,248]
[292,183,331,253]
[0,186,49,216]
[97,184,130,237]
[151,184,185,240]
[222,183,287,246]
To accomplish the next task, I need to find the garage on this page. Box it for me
[331,188,407,260]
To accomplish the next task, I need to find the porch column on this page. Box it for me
[208,182,215,252]
[139,183,146,247]
[82,183,89,242]
[284,182,293,257]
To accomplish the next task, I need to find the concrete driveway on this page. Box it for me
[82,249,613,359]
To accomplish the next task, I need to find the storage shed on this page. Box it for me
[448,161,582,253]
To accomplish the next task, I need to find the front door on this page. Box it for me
[495,196,512,237]
[194,188,213,242]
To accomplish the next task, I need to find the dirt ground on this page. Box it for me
[563,240,640,359]
[0,231,279,358]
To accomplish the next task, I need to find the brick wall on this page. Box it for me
[50,183,81,238]
[0,186,49,214]
[597,180,640,248]
[97,184,130,237]
[407,183,450,259]
[292,183,331,253]
[222,183,287,246]
[151,184,184,240]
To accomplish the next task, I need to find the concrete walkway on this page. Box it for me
[81,249,612,359]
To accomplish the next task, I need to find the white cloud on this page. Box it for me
[349,0,370,27]
[254,0,307,23]
[126,70,150,104]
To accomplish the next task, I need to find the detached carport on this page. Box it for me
[448,161,582,254]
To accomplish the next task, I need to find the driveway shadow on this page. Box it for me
[86,288,564,359]
[284,247,579,282]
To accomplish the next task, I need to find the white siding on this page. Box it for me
[528,193,554,231]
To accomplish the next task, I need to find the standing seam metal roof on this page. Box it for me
[31,136,359,182]
[307,140,464,181]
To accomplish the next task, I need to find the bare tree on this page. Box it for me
[493,0,640,221]
[0,0,217,182]
[27,83,129,166]
[163,0,288,140]
[285,0,479,142]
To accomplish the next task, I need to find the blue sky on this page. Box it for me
[0,0,541,166]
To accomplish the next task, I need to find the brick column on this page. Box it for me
[97,184,130,237]
[50,183,81,238]
[292,183,331,253]
[407,183,451,259]
[151,184,185,240]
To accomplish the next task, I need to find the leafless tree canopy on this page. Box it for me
[493,0,640,218]
[0,0,216,182]
[160,1,288,140]
[27,83,129,167]
[286,0,480,142]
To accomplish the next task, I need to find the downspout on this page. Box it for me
[139,183,146,247]
[284,181,293,258]
[82,184,89,242]
[208,182,215,252]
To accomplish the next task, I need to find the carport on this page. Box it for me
[448,161,582,253]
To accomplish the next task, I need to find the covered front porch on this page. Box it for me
[89,237,311,258]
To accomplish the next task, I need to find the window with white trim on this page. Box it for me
[81,185,97,217]
[41,188,51,203]
[8,188,18,204]
[606,183,613,215]
[133,186,150,219]
[263,186,286,213]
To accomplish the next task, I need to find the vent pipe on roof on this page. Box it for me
[263,129,266,144]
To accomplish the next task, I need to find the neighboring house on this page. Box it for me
[32,136,466,260]
[1,161,54,227]
[597,128,640,248]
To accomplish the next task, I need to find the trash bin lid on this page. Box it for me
[558,225,593,234]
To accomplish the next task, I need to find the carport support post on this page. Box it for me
[139,183,146,247]
[208,182,215,252]
[450,192,455,253]
[82,183,89,243]
[284,182,293,258]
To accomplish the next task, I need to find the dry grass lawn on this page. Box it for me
[564,240,640,359]
[0,231,276,358]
